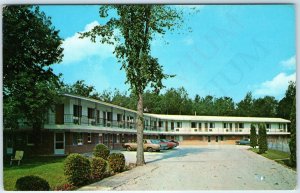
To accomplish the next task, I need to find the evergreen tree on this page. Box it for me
[258,123,268,154]
[289,97,296,167]
[250,124,258,148]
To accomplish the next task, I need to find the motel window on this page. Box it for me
[87,133,92,143]
[27,133,35,146]
[73,105,82,117]
[73,133,83,145]
[209,123,215,128]
[117,114,122,122]
[266,123,271,129]
[107,112,112,121]
[88,108,95,119]
[177,122,182,128]
[223,123,227,128]
[205,123,208,129]
[239,123,244,128]
[191,122,196,128]
[198,123,202,128]
[158,121,162,127]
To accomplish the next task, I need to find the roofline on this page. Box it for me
[62,93,290,123]
[62,93,137,114]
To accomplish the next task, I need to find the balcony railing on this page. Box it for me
[45,114,289,134]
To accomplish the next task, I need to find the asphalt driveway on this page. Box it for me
[79,145,297,190]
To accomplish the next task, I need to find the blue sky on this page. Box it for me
[40,5,296,102]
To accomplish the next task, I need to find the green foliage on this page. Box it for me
[3,5,63,135]
[108,153,126,173]
[64,154,91,187]
[277,81,296,119]
[93,144,110,160]
[250,124,258,148]
[289,97,296,167]
[91,157,107,181]
[80,5,183,95]
[258,123,268,154]
[15,175,50,191]
[236,92,254,116]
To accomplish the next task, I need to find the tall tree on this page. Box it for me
[277,81,296,119]
[236,92,254,116]
[258,123,268,154]
[250,124,258,148]
[252,96,278,117]
[289,97,296,167]
[3,5,63,144]
[81,5,183,165]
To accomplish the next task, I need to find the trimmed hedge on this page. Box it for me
[93,144,110,160]
[15,175,50,191]
[91,157,107,181]
[64,153,91,187]
[108,153,125,173]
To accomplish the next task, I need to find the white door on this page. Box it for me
[54,132,65,155]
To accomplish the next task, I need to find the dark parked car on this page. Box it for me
[235,138,250,145]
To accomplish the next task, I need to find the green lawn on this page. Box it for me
[3,156,67,190]
[249,148,294,169]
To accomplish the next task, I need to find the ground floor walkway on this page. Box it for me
[79,145,297,190]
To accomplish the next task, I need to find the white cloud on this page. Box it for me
[280,55,296,69]
[254,72,296,97]
[62,21,114,65]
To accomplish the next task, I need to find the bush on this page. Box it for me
[93,144,110,160]
[91,157,107,181]
[250,124,258,148]
[258,123,268,154]
[54,183,76,191]
[15,175,50,191]
[108,153,125,173]
[64,153,91,187]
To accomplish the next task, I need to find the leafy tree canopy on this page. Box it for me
[3,5,63,130]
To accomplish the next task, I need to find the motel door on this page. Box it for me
[54,132,65,155]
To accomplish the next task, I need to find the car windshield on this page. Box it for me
[150,140,160,144]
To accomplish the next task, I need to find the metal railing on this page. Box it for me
[45,114,289,134]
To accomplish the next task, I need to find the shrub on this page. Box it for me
[15,175,50,191]
[64,153,91,187]
[91,157,107,181]
[108,153,125,173]
[93,144,110,160]
[250,124,258,148]
[258,123,268,154]
[54,183,76,191]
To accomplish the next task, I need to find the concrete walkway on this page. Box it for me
[78,145,297,190]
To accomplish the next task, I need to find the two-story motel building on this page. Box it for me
[4,93,290,156]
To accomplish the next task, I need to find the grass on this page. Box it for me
[249,148,295,170]
[3,156,67,190]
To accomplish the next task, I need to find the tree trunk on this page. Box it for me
[136,92,145,166]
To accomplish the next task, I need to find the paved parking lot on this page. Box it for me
[80,145,297,190]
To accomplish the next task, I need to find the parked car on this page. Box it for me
[159,139,176,149]
[122,139,165,152]
[235,138,250,145]
[169,139,179,147]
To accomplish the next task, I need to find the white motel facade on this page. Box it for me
[4,93,291,155]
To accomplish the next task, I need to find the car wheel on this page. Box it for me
[147,147,153,152]
[126,146,132,151]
